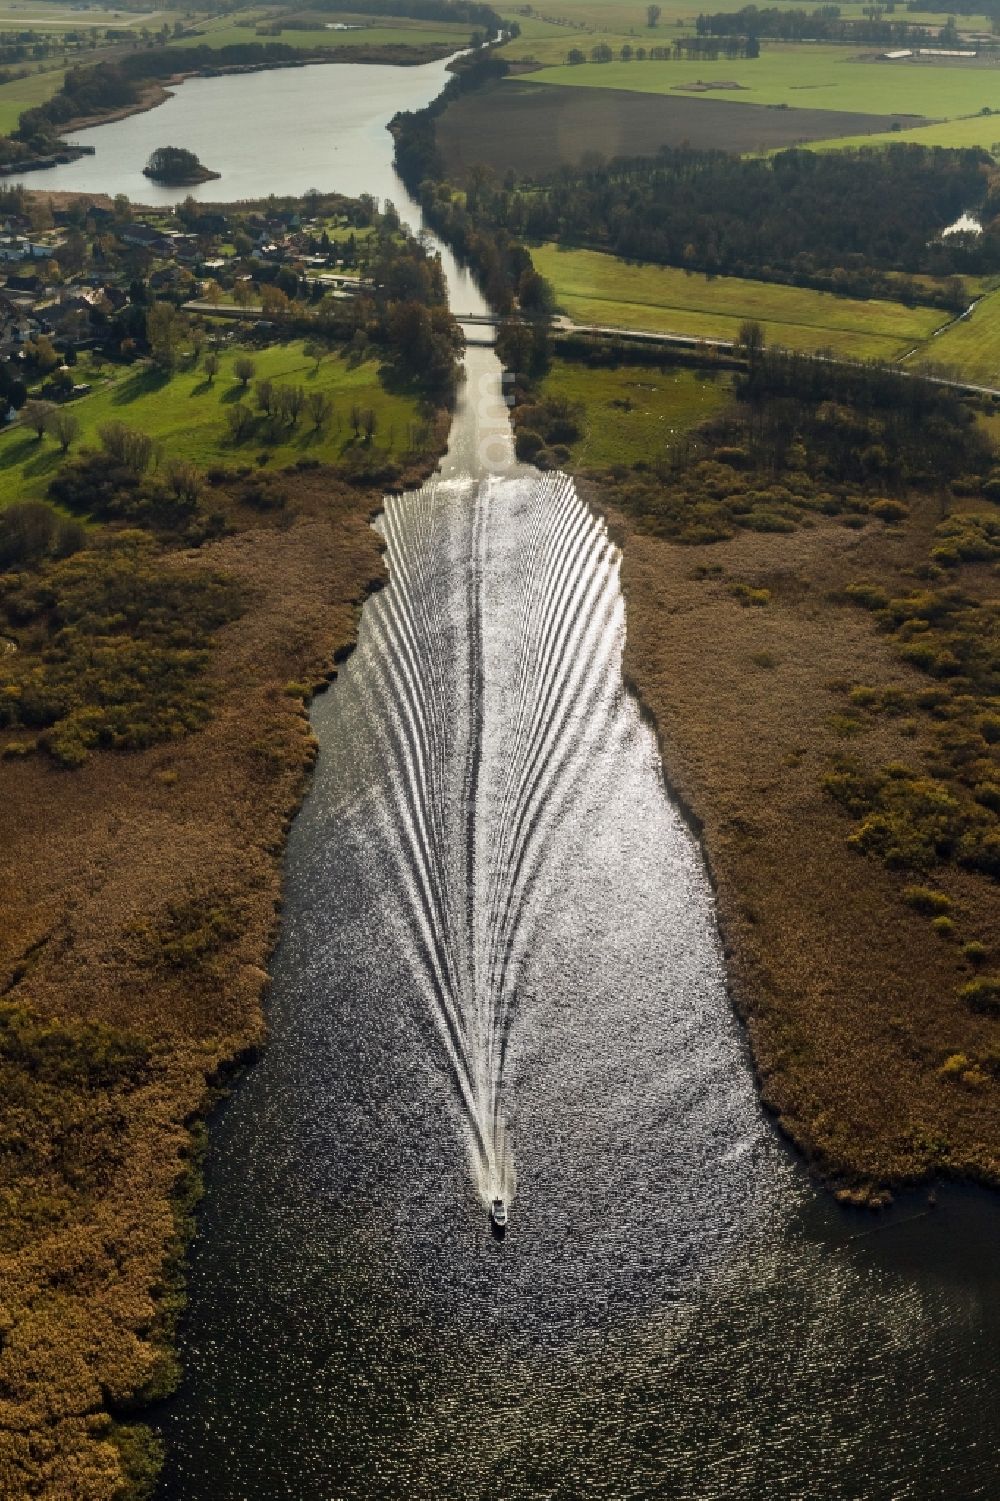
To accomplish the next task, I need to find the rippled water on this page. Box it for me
[157,352,1000,1501]
[39,53,995,1501]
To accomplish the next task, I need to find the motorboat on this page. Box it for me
[490,1197,508,1234]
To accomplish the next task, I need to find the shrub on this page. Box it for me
[902,885,952,915]
[870,497,909,524]
[958,976,1000,1014]
[515,428,544,460]
[0,501,84,569]
[728,583,770,607]
[0,533,241,765]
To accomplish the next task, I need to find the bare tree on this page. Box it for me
[305,391,333,430]
[98,421,155,473]
[363,407,377,444]
[737,319,765,367]
[255,377,274,414]
[45,407,81,454]
[227,402,255,442]
[22,399,55,439]
[203,352,220,384]
[285,384,305,426]
[646,3,661,23]
[233,355,256,388]
[164,458,202,503]
[273,384,305,427]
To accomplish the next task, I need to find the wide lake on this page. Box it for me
[17,55,1000,1501]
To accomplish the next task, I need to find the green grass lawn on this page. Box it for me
[522,46,1000,123]
[0,341,424,508]
[0,65,64,135]
[541,355,730,467]
[910,287,1000,387]
[533,244,948,360]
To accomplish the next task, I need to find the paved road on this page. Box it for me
[186,301,1000,403]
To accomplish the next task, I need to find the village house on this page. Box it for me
[0,237,51,263]
[117,223,173,255]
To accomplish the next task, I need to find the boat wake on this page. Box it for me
[348,470,624,1210]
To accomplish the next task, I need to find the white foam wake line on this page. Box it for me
[349,472,624,1204]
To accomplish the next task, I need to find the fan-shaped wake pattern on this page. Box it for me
[349,472,624,1203]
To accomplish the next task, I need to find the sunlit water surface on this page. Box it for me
[27,56,998,1501]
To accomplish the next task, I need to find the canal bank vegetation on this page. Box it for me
[544,342,1000,1196]
[0,192,459,1498]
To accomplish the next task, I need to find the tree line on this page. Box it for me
[694,5,974,45]
[443,144,997,303]
[569,36,760,60]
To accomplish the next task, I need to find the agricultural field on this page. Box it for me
[174,11,472,51]
[500,0,991,30]
[532,244,949,359]
[436,78,905,175]
[524,46,1000,125]
[0,2,182,28]
[539,354,729,467]
[910,286,1000,386]
[0,339,424,507]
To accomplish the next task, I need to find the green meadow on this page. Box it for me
[0,66,65,135]
[809,110,1000,154]
[0,341,424,508]
[174,13,471,51]
[499,0,989,28]
[540,355,729,467]
[912,287,1000,386]
[532,244,948,360]
[523,47,1000,123]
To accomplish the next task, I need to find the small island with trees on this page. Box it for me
[143,144,220,184]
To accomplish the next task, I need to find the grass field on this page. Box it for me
[809,110,1000,153]
[533,244,948,359]
[910,287,1000,385]
[499,0,992,30]
[0,64,64,134]
[540,355,729,466]
[0,340,423,507]
[174,12,470,51]
[523,47,1000,123]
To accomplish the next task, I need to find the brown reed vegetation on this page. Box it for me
[0,465,404,1497]
[600,483,1000,1200]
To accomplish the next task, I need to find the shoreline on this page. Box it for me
[0,432,449,1497]
[591,487,999,1203]
[11,45,460,176]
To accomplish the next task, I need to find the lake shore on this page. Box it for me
[598,489,1000,1200]
[38,45,459,158]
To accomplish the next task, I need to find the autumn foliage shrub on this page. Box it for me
[0,533,241,766]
